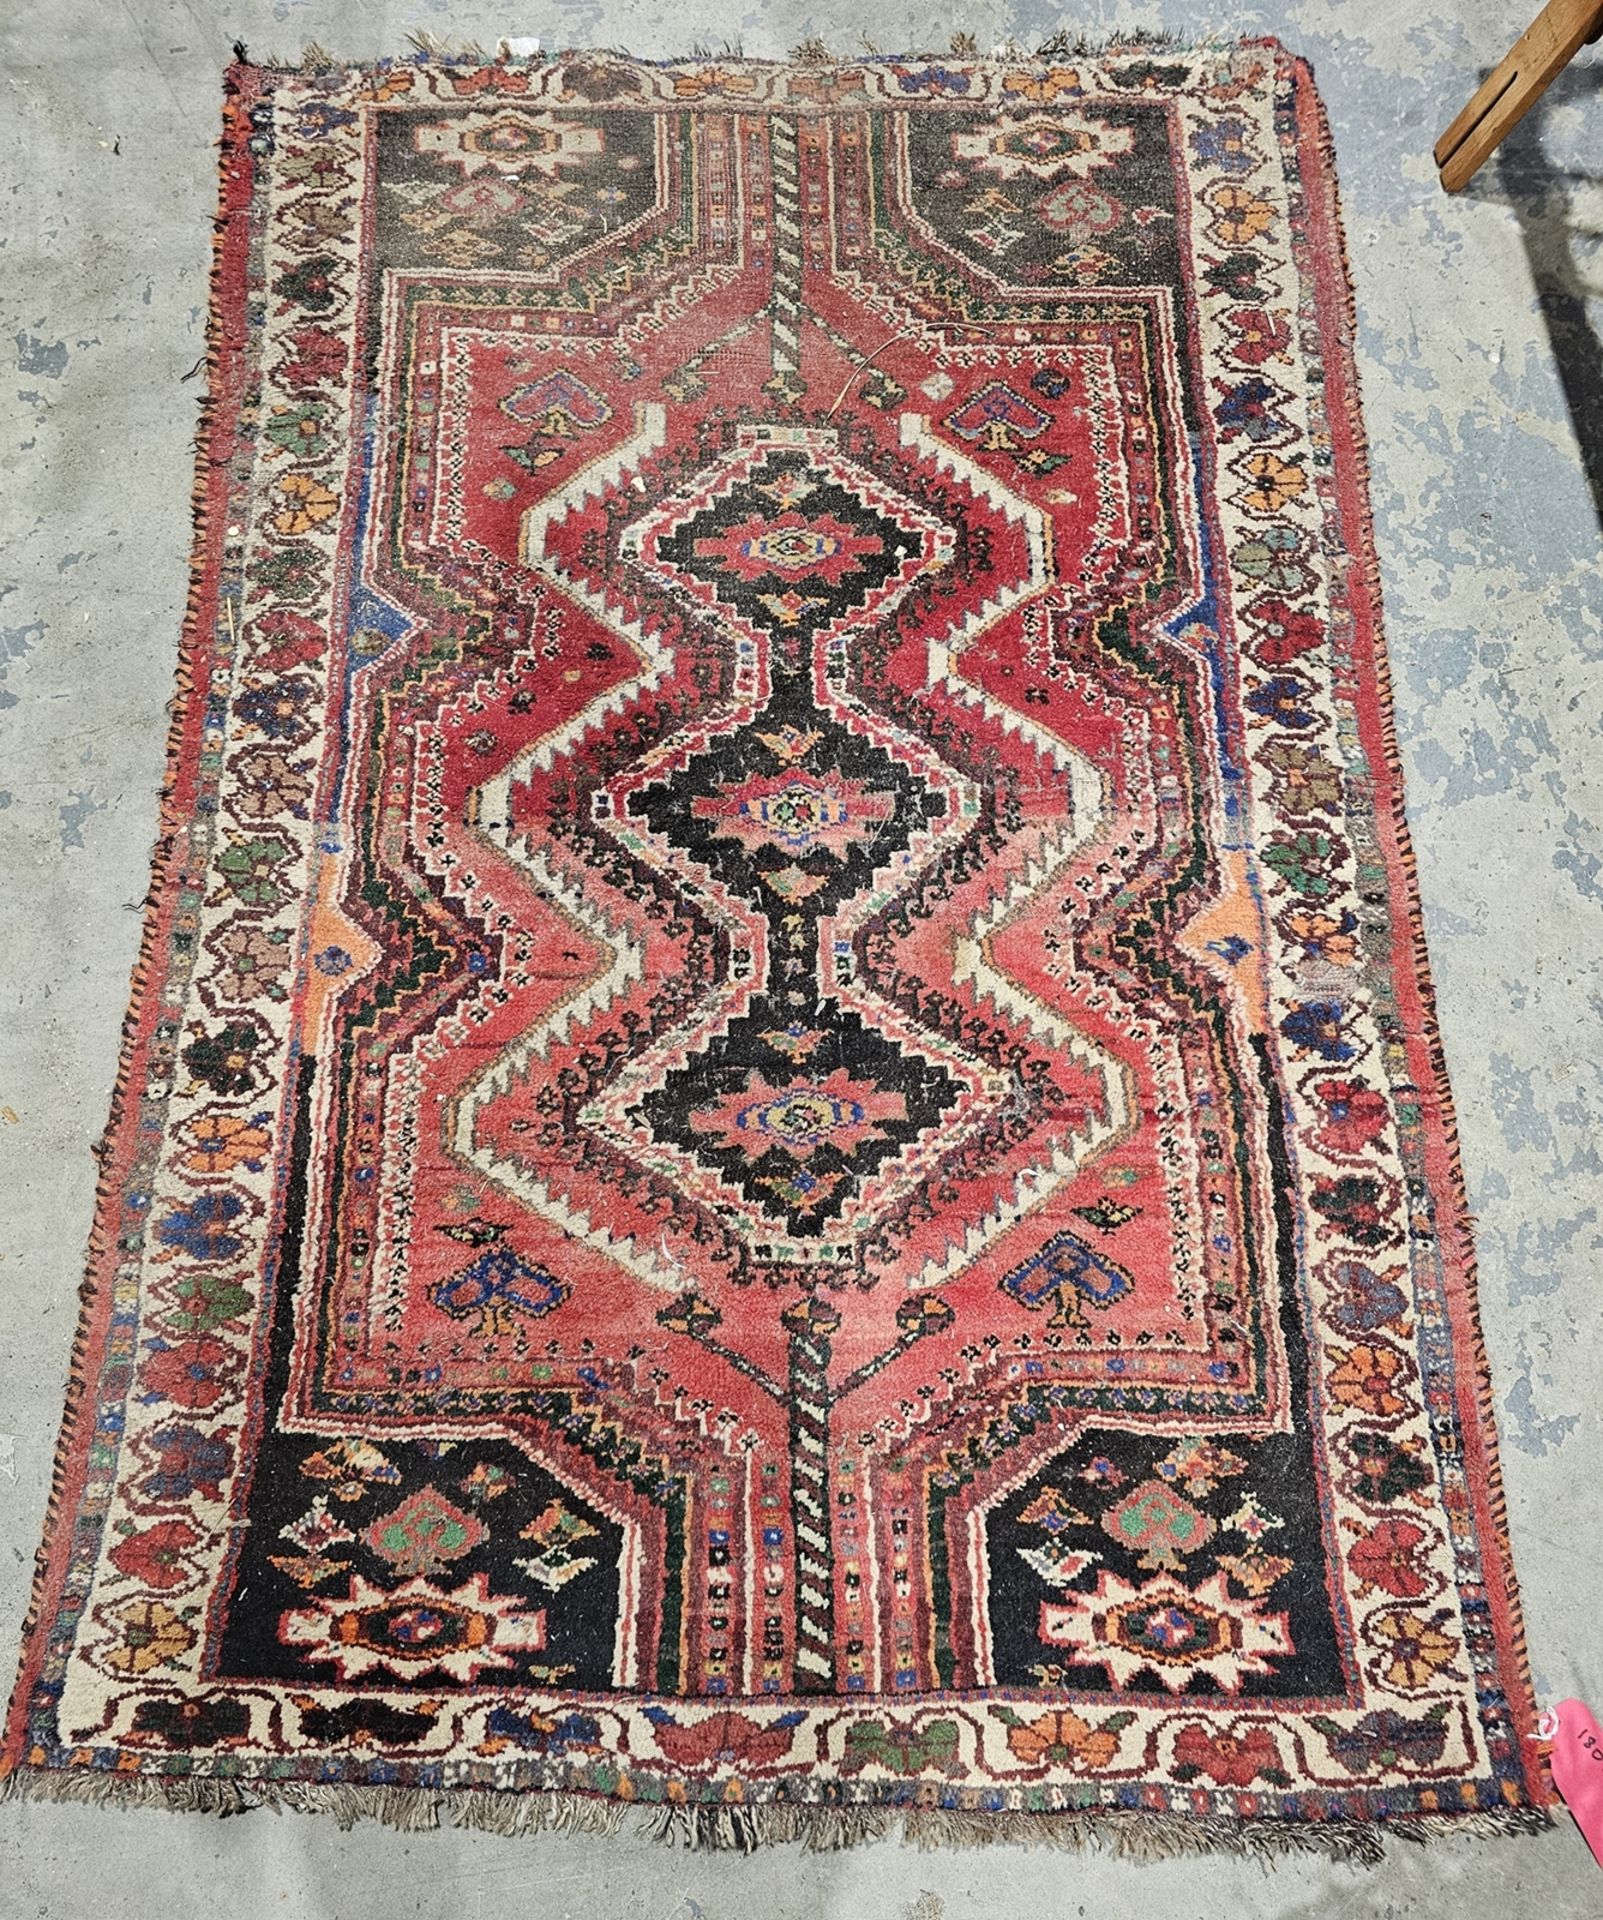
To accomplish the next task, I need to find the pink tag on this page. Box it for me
[1539,1700,1603,1869]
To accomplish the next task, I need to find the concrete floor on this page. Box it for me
[2,1,1601,1914]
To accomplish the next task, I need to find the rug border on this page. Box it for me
[0,62,263,1789]
[1290,59,1547,1800]
[0,41,1554,1850]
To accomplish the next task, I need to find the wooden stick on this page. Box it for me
[1436,0,1603,192]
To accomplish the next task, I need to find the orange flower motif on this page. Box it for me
[360,70,415,101]
[1282,908,1358,966]
[447,66,531,97]
[1327,1341,1410,1418]
[671,68,757,98]
[1001,67,1083,103]
[1004,1708,1125,1771]
[1369,1607,1461,1690]
[1238,451,1307,514]
[103,1599,196,1675]
[1217,1551,1294,1597]
[182,1112,273,1175]
[272,473,341,536]
[1208,183,1275,246]
[790,69,866,104]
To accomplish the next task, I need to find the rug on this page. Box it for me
[1,40,1550,1856]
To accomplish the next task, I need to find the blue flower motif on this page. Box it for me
[234,680,313,740]
[1189,118,1255,174]
[1245,674,1317,729]
[432,1247,569,1331]
[1326,1257,1409,1334]
[314,945,353,976]
[142,1423,234,1501]
[294,102,358,136]
[1280,1001,1355,1062]
[482,1707,602,1754]
[893,64,970,94]
[155,1191,247,1263]
[1215,376,1288,444]
[1001,1232,1134,1326]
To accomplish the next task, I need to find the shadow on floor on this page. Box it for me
[1476,63,1603,534]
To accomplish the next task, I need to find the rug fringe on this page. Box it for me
[0,1766,1554,1859]
[221,30,1256,77]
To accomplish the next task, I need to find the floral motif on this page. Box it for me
[1037,179,1122,240]
[1367,1608,1461,1691]
[1311,1174,1401,1250]
[1189,117,1257,175]
[1264,833,1341,901]
[365,1487,487,1578]
[139,1334,240,1412]
[1245,597,1322,664]
[299,1437,402,1502]
[1155,1439,1247,1496]
[647,1707,804,1770]
[1237,450,1307,513]
[1312,1080,1390,1156]
[108,1520,202,1591]
[1172,1720,1287,1786]
[161,1268,253,1337]
[1280,999,1356,1062]
[230,746,312,820]
[1328,1341,1414,1418]
[1206,183,1275,245]
[213,835,297,908]
[155,1191,249,1264]
[1101,1478,1216,1572]
[1001,1707,1132,1770]
[179,1110,273,1175]
[206,923,292,1002]
[689,1067,908,1167]
[139,1424,235,1503]
[1347,1517,1433,1599]
[102,1600,196,1676]
[234,678,317,742]
[271,472,341,535]
[1344,1428,1435,1506]
[263,402,331,460]
[1223,307,1292,366]
[1245,672,1319,730]
[1234,524,1316,595]
[415,111,604,177]
[840,1718,961,1774]
[129,1694,251,1749]
[1310,1705,1451,1775]
[278,324,347,389]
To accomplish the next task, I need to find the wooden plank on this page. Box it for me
[1435,0,1603,192]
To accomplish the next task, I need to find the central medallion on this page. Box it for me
[621,426,954,655]
[576,426,980,1248]
[619,632,966,1238]
[490,414,1110,1277]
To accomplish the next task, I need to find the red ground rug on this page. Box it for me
[2,42,1551,1855]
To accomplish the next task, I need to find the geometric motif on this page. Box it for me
[1,42,1548,1856]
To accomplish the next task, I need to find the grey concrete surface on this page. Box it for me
[2,2,1600,1914]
